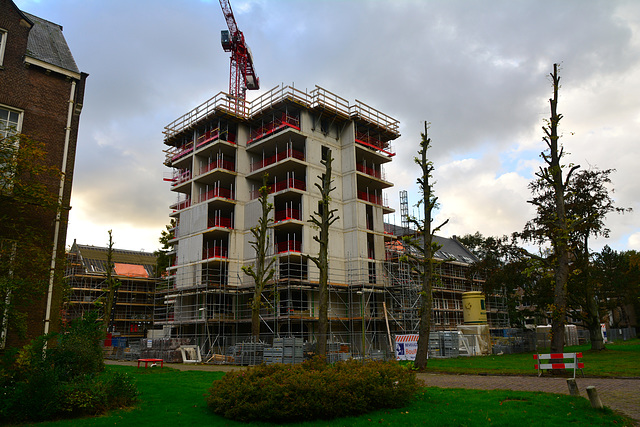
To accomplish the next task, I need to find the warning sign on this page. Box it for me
[395,334,419,361]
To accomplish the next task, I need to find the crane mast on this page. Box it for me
[219,0,259,100]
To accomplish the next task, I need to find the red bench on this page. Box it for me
[137,358,164,368]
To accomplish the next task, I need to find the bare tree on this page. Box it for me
[102,230,120,333]
[403,123,448,370]
[308,149,338,358]
[242,174,276,341]
[520,64,578,353]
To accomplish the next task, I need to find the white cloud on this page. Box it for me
[14,0,640,253]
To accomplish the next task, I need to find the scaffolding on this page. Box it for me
[152,235,510,363]
[154,253,393,361]
[63,246,156,340]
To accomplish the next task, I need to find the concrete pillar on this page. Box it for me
[586,386,603,409]
[566,378,579,396]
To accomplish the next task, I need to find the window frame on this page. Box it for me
[0,104,23,137]
[0,28,7,68]
[0,104,24,194]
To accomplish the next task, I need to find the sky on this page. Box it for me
[14,0,640,254]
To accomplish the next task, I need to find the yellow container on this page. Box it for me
[462,291,487,324]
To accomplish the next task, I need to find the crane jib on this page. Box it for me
[218,0,260,98]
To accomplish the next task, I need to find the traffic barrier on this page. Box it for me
[534,352,584,378]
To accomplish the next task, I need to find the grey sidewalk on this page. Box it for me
[107,360,640,424]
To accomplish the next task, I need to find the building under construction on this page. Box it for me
[157,85,508,361]
[64,242,157,341]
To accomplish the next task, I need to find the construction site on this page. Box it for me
[154,81,509,363]
[145,0,511,364]
[64,242,157,354]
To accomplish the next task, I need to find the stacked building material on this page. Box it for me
[263,347,283,365]
[440,331,460,357]
[232,341,265,365]
[326,342,351,363]
[139,338,191,362]
[275,337,304,364]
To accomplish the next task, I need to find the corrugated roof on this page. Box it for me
[22,12,79,74]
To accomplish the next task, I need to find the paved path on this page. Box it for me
[107,360,640,424]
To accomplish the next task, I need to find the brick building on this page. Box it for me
[0,0,87,349]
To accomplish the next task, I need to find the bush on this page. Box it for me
[0,311,137,424]
[52,311,105,381]
[206,357,418,423]
[58,372,138,417]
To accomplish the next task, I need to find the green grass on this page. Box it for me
[421,339,640,377]
[34,365,634,427]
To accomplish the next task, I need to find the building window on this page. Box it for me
[0,106,23,193]
[0,106,21,139]
[0,29,7,67]
[321,145,329,161]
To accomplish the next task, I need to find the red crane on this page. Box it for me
[219,0,259,100]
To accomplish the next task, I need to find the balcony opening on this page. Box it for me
[367,234,375,259]
[279,258,308,280]
[280,289,309,314]
[366,205,374,231]
[274,197,302,223]
[202,263,228,286]
[203,238,228,259]
[368,261,377,284]
[275,231,301,254]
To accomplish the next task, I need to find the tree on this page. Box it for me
[592,248,640,331]
[458,233,533,328]
[308,148,338,358]
[565,168,630,350]
[154,218,176,278]
[101,230,120,333]
[520,64,577,353]
[402,123,448,370]
[0,133,62,348]
[242,174,276,341]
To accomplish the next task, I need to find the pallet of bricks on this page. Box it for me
[327,342,351,363]
[139,338,191,363]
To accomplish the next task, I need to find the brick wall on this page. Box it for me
[0,0,86,349]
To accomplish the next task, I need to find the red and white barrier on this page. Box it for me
[534,352,584,378]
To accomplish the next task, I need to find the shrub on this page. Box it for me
[59,372,138,416]
[206,357,418,423]
[0,311,136,423]
[52,310,105,381]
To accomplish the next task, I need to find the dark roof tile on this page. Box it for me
[22,12,79,74]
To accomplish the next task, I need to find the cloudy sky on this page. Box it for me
[15,0,640,253]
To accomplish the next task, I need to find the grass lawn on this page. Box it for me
[422,339,640,377]
[35,364,635,427]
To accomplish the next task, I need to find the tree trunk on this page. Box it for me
[586,286,605,350]
[414,122,434,370]
[548,64,568,354]
[251,301,261,340]
[309,150,338,359]
[317,258,328,357]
